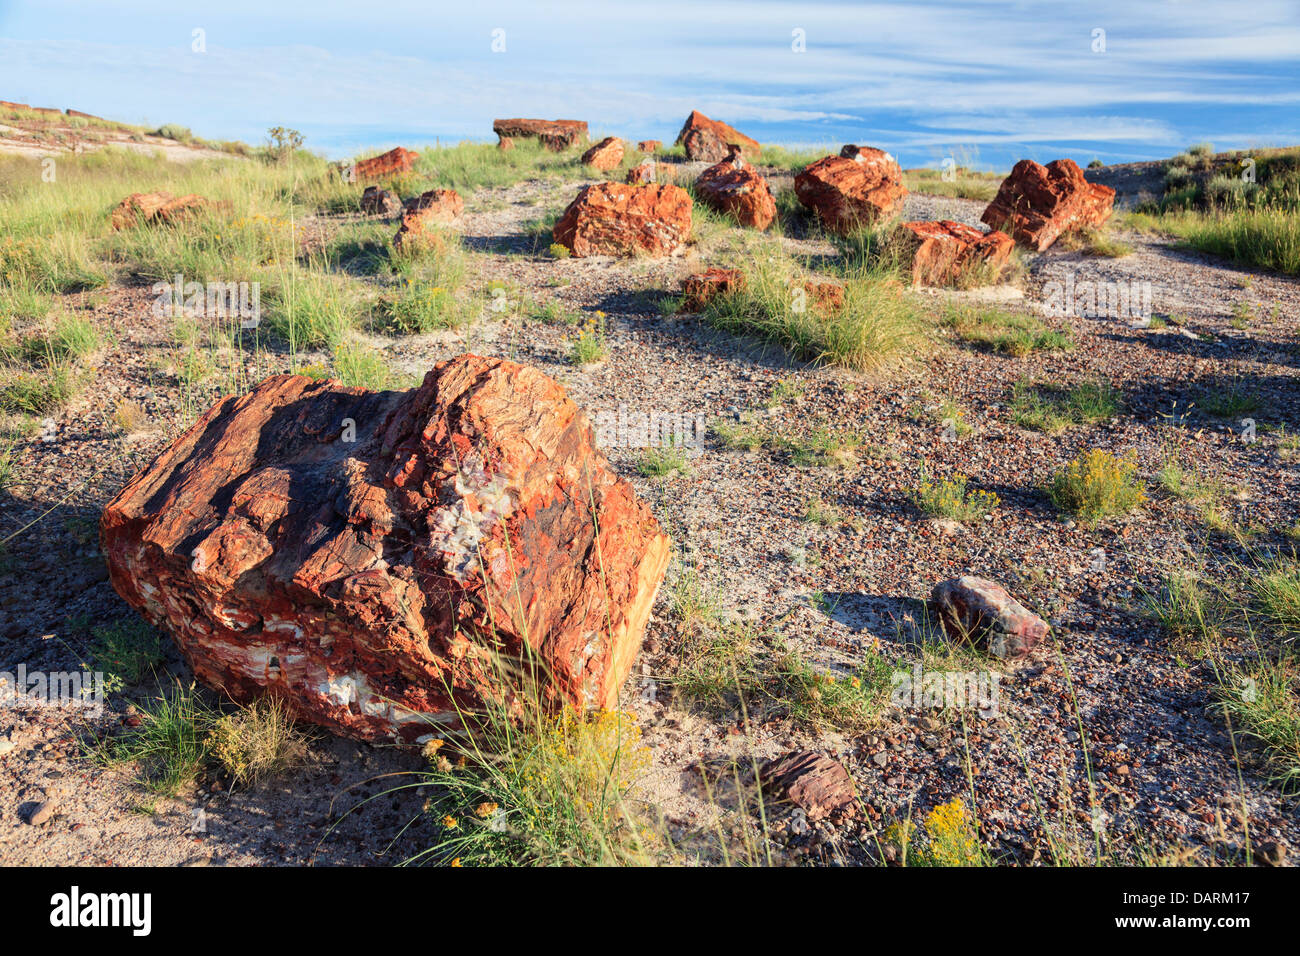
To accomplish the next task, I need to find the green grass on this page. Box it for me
[943,304,1072,357]
[637,444,689,477]
[2,314,100,366]
[1197,382,1260,417]
[1009,380,1121,433]
[264,271,371,351]
[1215,657,1300,794]
[331,340,396,390]
[378,279,471,333]
[703,254,926,372]
[1245,554,1300,637]
[0,363,79,413]
[568,314,608,365]
[1141,571,1224,653]
[86,619,166,692]
[97,682,216,797]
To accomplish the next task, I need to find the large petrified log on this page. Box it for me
[674,110,760,160]
[981,158,1115,251]
[492,118,588,148]
[794,145,907,233]
[694,150,777,230]
[552,182,692,258]
[898,220,1014,287]
[100,355,671,744]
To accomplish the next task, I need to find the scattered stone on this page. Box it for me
[0,740,14,757]
[393,188,463,250]
[760,751,857,821]
[899,220,1014,287]
[801,280,845,313]
[580,136,625,172]
[636,140,661,153]
[26,800,54,826]
[1258,840,1288,867]
[930,575,1050,659]
[552,182,692,258]
[352,146,420,181]
[681,267,744,311]
[693,150,777,230]
[100,355,672,744]
[625,158,657,185]
[360,185,402,218]
[981,158,1116,251]
[674,110,760,161]
[794,146,907,233]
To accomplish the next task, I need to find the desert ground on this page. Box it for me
[0,107,1297,866]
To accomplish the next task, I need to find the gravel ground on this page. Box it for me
[1,165,1297,866]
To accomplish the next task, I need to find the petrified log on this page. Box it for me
[760,751,857,821]
[794,146,907,233]
[581,136,625,171]
[552,182,692,258]
[930,575,1048,659]
[100,355,671,744]
[694,151,777,230]
[981,158,1115,251]
[352,146,420,181]
[493,118,588,147]
[898,220,1014,287]
[674,110,760,159]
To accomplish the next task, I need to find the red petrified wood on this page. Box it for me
[681,267,745,311]
[109,192,225,230]
[674,110,760,161]
[899,220,1014,287]
[981,158,1116,251]
[795,145,907,233]
[393,188,463,250]
[581,136,625,171]
[760,751,858,821]
[352,147,420,181]
[100,355,671,744]
[930,575,1049,660]
[694,151,777,230]
[493,118,588,149]
[552,182,692,258]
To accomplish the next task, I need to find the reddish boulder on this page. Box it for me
[674,110,759,160]
[795,146,906,233]
[393,188,463,250]
[760,751,857,821]
[899,220,1014,287]
[637,140,661,153]
[581,136,625,172]
[552,182,692,258]
[694,152,777,230]
[360,185,403,217]
[493,118,588,149]
[681,267,745,311]
[930,576,1049,659]
[625,158,656,185]
[981,159,1116,251]
[100,355,672,744]
[109,192,223,231]
[802,280,845,313]
[353,147,420,181]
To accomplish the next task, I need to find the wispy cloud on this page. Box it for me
[0,0,1295,167]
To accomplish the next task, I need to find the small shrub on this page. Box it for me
[568,312,608,365]
[548,242,571,259]
[910,473,1000,522]
[206,698,307,786]
[943,305,1072,357]
[1010,380,1121,433]
[332,341,393,390]
[380,281,468,333]
[1214,658,1300,794]
[99,683,215,796]
[1046,448,1146,522]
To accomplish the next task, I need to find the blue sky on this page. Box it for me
[1,0,1297,171]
